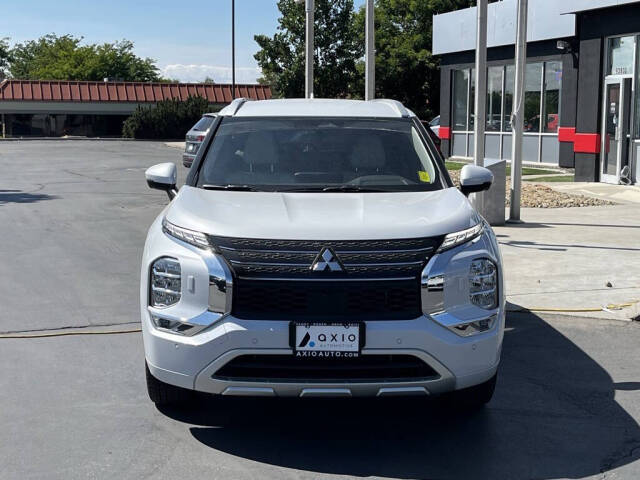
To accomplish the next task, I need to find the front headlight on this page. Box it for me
[150,257,181,307]
[438,223,483,252]
[162,218,209,249]
[469,258,498,309]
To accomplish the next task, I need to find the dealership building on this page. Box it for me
[0,80,272,138]
[433,0,640,184]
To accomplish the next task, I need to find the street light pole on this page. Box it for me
[296,0,314,98]
[304,0,314,98]
[473,0,488,212]
[509,0,528,222]
[365,0,375,101]
[232,0,236,99]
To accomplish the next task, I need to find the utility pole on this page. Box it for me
[365,0,375,100]
[509,0,528,222]
[231,0,236,99]
[296,0,314,98]
[473,0,488,211]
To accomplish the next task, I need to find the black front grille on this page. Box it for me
[209,235,441,280]
[213,354,439,383]
[208,235,441,321]
[233,279,421,321]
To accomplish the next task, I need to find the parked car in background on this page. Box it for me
[182,113,216,167]
[422,120,442,156]
[142,98,504,408]
[429,115,440,137]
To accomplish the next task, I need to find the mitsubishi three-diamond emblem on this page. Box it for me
[310,247,344,272]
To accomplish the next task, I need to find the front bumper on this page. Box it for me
[141,217,505,397]
[144,312,501,397]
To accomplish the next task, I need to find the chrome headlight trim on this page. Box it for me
[207,254,234,315]
[147,307,220,337]
[421,257,445,316]
[448,314,498,337]
[437,223,483,252]
[162,218,210,249]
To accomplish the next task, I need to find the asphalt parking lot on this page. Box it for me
[1,140,640,480]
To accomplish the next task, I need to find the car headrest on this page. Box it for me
[244,131,278,166]
[350,136,386,170]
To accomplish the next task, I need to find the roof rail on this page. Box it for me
[369,99,411,118]
[220,97,249,116]
[229,97,249,115]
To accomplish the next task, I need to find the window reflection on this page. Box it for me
[486,66,503,131]
[543,61,562,133]
[524,63,543,133]
[503,65,515,132]
[452,69,469,131]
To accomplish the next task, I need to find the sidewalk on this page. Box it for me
[495,205,640,320]
[548,182,640,205]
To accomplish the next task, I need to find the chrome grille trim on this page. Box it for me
[209,235,443,280]
[237,276,417,282]
[219,246,434,254]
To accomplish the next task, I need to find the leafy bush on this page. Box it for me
[122,95,211,139]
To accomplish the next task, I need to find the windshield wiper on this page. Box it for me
[201,184,261,192]
[321,185,387,192]
[277,185,388,193]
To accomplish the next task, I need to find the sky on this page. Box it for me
[1,0,366,84]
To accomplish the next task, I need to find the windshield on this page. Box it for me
[196,117,444,192]
[192,116,215,131]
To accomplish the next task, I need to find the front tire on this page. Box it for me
[452,373,497,409]
[145,362,193,407]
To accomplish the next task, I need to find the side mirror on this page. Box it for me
[145,163,178,200]
[459,164,494,197]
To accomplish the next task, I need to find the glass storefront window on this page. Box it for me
[503,65,515,132]
[469,68,476,130]
[608,36,635,76]
[543,61,562,133]
[452,69,469,131]
[453,61,560,135]
[486,66,503,131]
[524,63,543,132]
[4,114,129,138]
[635,35,640,138]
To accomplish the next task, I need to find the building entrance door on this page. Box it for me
[601,78,632,184]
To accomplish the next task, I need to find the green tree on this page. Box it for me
[0,37,9,78]
[254,0,362,98]
[353,0,475,119]
[122,95,210,139]
[8,34,160,81]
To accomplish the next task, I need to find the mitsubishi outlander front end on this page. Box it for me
[141,98,504,407]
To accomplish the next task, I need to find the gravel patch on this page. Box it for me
[448,170,615,208]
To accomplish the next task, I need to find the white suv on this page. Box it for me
[142,98,504,407]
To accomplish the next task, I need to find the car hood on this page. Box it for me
[165,186,479,240]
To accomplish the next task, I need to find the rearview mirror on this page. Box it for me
[145,163,178,200]
[459,164,494,197]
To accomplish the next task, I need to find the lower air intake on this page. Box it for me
[213,354,439,383]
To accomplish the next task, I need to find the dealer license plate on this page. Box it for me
[291,323,364,358]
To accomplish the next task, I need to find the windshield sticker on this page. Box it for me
[418,171,431,183]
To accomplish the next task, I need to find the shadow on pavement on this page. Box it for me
[0,190,57,204]
[503,221,640,230]
[499,239,640,253]
[161,312,640,479]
